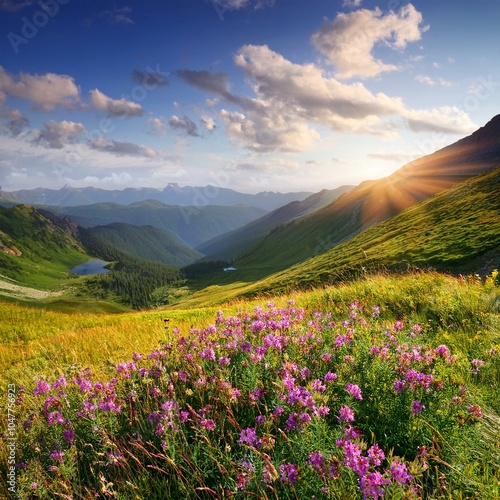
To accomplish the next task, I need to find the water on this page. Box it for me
[69,260,110,275]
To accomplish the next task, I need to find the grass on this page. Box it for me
[1,270,499,499]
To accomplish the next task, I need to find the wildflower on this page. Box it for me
[31,483,37,491]
[393,379,406,394]
[324,371,337,382]
[372,306,380,318]
[471,359,485,374]
[346,383,363,400]
[52,375,67,389]
[306,451,325,476]
[367,443,385,466]
[467,404,483,419]
[272,406,284,418]
[285,412,300,430]
[411,400,425,414]
[389,460,413,485]
[33,380,50,396]
[279,463,299,484]
[63,429,74,444]
[299,412,311,425]
[312,379,326,393]
[360,471,390,499]
[393,321,404,332]
[238,427,261,447]
[321,353,332,362]
[49,450,64,463]
[200,418,216,431]
[338,405,355,422]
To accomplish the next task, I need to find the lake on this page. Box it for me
[69,260,110,275]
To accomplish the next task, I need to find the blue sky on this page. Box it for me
[1,0,499,194]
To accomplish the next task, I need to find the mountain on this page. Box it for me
[0,205,88,287]
[43,200,268,248]
[247,166,500,296]
[84,222,203,266]
[196,185,355,261]
[235,115,500,272]
[0,184,313,211]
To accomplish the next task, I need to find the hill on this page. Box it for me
[85,222,203,266]
[0,183,313,211]
[245,166,500,296]
[196,185,354,261]
[44,200,268,247]
[0,204,88,289]
[236,115,500,273]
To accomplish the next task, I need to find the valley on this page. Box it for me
[0,116,499,499]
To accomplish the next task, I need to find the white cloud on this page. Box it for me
[37,120,86,149]
[311,4,428,79]
[147,117,167,134]
[415,75,453,87]
[0,66,81,111]
[89,89,143,117]
[201,115,217,131]
[343,0,362,7]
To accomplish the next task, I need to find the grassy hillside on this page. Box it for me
[46,200,268,247]
[0,205,89,289]
[236,115,500,272]
[1,271,498,498]
[173,166,500,309]
[85,222,203,266]
[197,185,354,261]
[246,166,500,297]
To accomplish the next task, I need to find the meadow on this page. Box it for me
[1,270,499,499]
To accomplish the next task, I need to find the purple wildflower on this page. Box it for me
[338,405,355,422]
[33,380,50,396]
[389,460,413,485]
[346,382,363,400]
[411,400,425,414]
[279,463,299,484]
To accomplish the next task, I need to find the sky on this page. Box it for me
[0,0,499,194]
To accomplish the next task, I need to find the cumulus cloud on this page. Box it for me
[37,120,86,149]
[180,43,475,152]
[168,115,199,137]
[0,66,81,111]
[311,4,428,78]
[89,89,143,117]
[147,117,167,134]
[201,115,217,131]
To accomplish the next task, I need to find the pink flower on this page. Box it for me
[200,418,216,431]
[338,405,355,422]
[346,383,363,400]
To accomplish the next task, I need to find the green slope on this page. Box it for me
[46,200,268,247]
[247,166,500,296]
[236,115,500,273]
[86,222,203,266]
[196,185,354,261]
[0,205,89,288]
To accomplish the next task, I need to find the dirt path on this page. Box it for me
[0,276,63,300]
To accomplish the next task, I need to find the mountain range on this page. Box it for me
[0,184,313,211]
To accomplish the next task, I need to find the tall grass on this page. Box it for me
[1,271,499,499]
